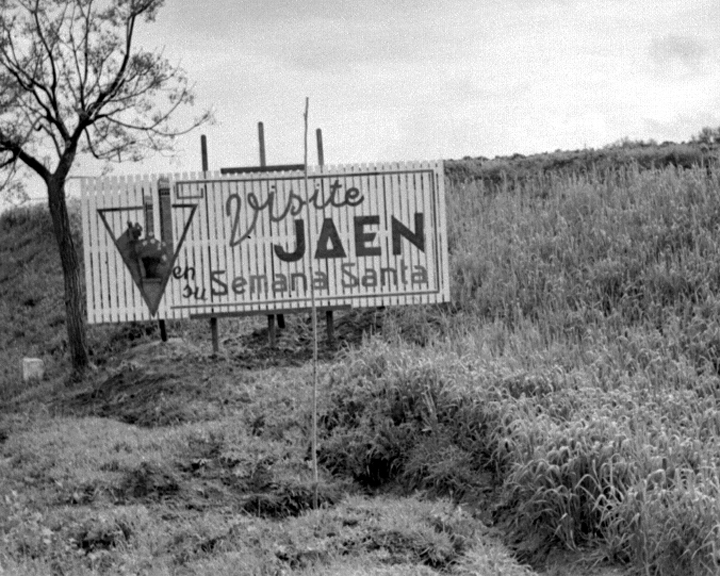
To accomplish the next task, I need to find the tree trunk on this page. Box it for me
[47,178,89,374]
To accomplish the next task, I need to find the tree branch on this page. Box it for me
[84,5,138,122]
[2,0,209,171]
[29,0,70,141]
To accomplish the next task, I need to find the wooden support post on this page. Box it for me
[267,313,276,348]
[210,317,219,353]
[159,319,168,342]
[325,310,334,343]
[201,133,209,171]
[202,134,220,355]
[258,121,266,167]
[316,127,324,166]
[316,128,334,345]
[259,122,282,344]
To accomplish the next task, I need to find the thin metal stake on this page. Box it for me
[305,99,319,509]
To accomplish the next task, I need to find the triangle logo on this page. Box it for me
[98,203,198,316]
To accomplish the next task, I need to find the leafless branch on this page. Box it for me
[0,0,210,180]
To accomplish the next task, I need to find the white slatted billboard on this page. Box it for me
[81,161,449,324]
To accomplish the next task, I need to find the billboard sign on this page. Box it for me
[80,161,449,323]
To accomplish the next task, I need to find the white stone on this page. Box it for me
[22,358,45,382]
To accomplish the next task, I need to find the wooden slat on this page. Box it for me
[404,165,418,307]
[165,173,184,320]
[386,161,401,308]
[274,168,295,309]
[420,161,435,305]
[254,174,270,307]
[319,164,338,307]
[228,176,241,313]
[93,177,107,323]
[356,161,369,306]
[116,175,129,321]
[100,177,115,322]
[90,177,104,323]
[311,163,328,309]
[179,171,196,316]
[81,179,95,324]
[117,175,133,320]
[115,175,129,322]
[125,175,137,320]
[138,173,156,319]
[435,160,450,303]
[378,163,391,307]
[194,170,209,317]
[342,163,357,302]
[369,161,384,308]
[103,175,116,320]
[120,174,138,321]
[215,177,231,311]
[206,174,221,315]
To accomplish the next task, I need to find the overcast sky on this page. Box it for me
[28,0,720,191]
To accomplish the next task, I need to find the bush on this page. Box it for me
[319,344,498,492]
[319,334,720,574]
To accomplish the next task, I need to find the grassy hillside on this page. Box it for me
[446,139,719,191]
[0,202,133,395]
[3,152,720,575]
[0,205,74,392]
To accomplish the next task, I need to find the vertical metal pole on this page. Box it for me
[259,122,278,346]
[316,128,334,344]
[157,178,172,342]
[258,121,266,168]
[202,135,219,355]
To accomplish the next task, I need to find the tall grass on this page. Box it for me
[5,163,720,574]
[449,165,720,327]
[320,164,720,574]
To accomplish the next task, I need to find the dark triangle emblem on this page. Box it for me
[98,204,197,316]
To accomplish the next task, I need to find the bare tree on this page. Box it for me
[0,0,211,374]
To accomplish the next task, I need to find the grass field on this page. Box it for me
[2,159,720,575]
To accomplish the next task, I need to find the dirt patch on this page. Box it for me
[119,461,181,502]
[54,310,385,427]
[74,514,134,554]
[177,441,347,518]
[56,339,256,427]
[60,368,200,427]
